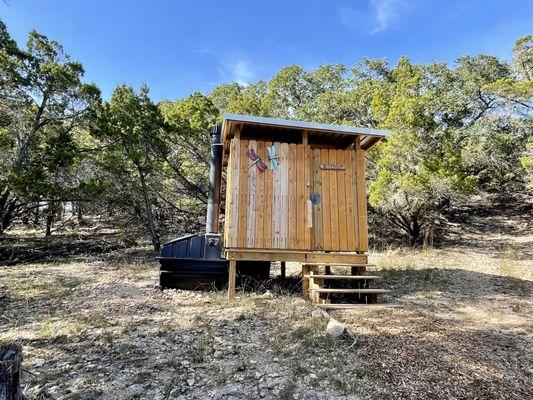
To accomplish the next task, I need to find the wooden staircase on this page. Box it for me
[302,263,390,309]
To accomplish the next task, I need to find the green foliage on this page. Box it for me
[520,137,533,188]
[159,92,220,224]
[207,41,531,245]
[92,84,170,249]
[0,18,530,247]
[0,19,101,233]
[95,84,168,172]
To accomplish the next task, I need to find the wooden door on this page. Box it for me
[311,147,367,252]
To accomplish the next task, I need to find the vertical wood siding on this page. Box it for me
[224,138,368,251]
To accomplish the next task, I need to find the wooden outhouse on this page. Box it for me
[220,114,390,306]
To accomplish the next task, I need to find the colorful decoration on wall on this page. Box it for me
[267,146,279,170]
[247,149,267,171]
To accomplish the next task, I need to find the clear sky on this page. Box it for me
[1,0,532,101]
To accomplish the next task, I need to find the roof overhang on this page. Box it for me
[221,113,390,151]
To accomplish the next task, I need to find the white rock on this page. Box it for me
[326,319,345,337]
[34,358,46,367]
[125,384,144,397]
[311,308,329,319]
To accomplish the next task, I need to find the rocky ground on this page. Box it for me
[0,195,532,399]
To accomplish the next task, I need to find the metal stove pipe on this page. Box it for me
[205,124,222,234]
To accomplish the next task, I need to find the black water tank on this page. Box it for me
[158,234,270,290]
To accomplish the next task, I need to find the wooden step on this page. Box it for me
[309,288,389,294]
[305,274,382,280]
[317,303,399,310]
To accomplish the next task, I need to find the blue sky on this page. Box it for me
[1,0,532,100]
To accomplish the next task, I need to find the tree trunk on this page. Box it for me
[15,96,47,170]
[409,221,422,247]
[45,214,54,237]
[138,168,160,251]
[0,344,25,400]
[33,205,40,226]
[0,189,18,236]
[76,201,84,225]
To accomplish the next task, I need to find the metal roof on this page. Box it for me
[221,113,390,150]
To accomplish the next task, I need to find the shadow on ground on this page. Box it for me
[379,267,532,300]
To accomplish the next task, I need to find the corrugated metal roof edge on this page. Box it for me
[222,113,391,138]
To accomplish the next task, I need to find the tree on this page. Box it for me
[93,85,168,251]
[367,55,517,245]
[0,20,100,234]
[206,49,529,245]
[475,36,532,189]
[159,93,220,231]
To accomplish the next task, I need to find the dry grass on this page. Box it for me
[0,195,532,399]
[337,196,533,400]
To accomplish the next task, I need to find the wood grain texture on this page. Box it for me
[280,143,289,248]
[336,149,348,251]
[328,149,339,250]
[350,148,360,249]
[237,139,249,248]
[304,145,312,249]
[225,248,368,264]
[254,141,265,248]
[296,144,305,249]
[355,138,368,251]
[319,149,330,250]
[228,138,241,247]
[288,143,297,249]
[344,148,356,250]
[228,259,236,300]
[272,142,282,248]
[224,138,368,253]
[223,139,233,247]
[311,149,322,250]
[246,140,257,248]
[263,141,273,248]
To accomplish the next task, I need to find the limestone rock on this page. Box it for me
[311,308,330,319]
[326,319,345,337]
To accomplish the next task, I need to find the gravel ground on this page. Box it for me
[0,195,531,399]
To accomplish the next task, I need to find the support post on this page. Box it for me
[302,264,310,297]
[228,260,237,300]
[280,261,286,279]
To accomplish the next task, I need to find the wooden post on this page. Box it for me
[302,264,310,297]
[314,276,324,304]
[0,344,24,400]
[228,260,237,300]
[280,261,286,279]
[308,275,315,303]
